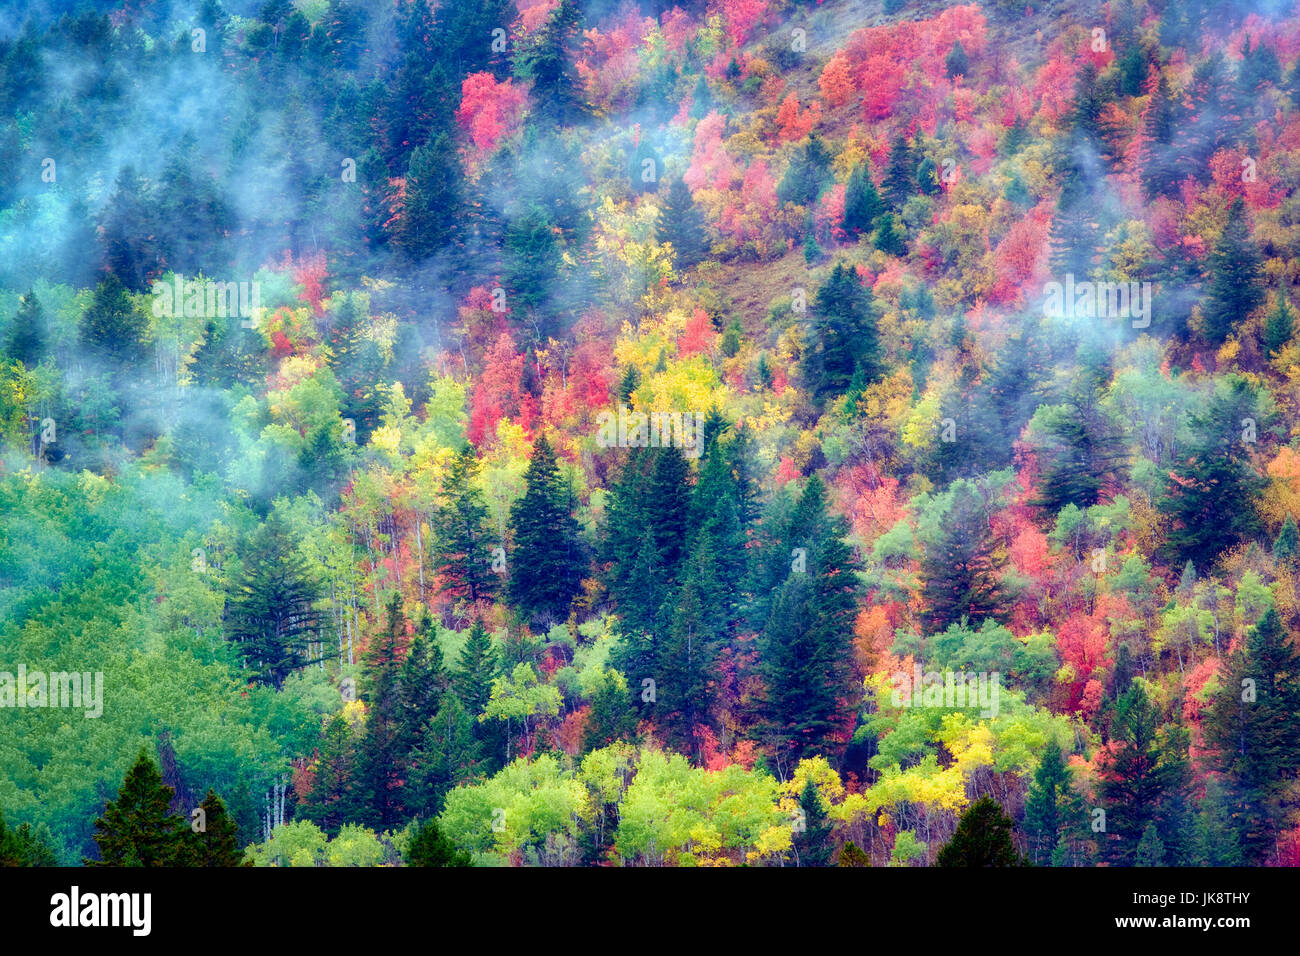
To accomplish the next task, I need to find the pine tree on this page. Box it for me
[512,0,585,127]
[182,789,247,866]
[802,262,881,406]
[1190,777,1244,866]
[1134,822,1165,866]
[937,797,1023,866]
[945,40,969,79]
[224,511,324,688]
[356,594,409,828]
[754,477,862,775]
[874,212,907,256]
[882,134,916,208]
[842,162,884,238]
[89,750,185,866]
[297,713,362,835]
[453,620,499,720]
[1048,138,1100,280]
[1139,73,1181,200]
[793,778,834,866]
[919,480,1007,633]
[1031,394,1125,514]
[777,135,833,207]
[1202,197,1264,344]
[1273,515,1299,564]
[406,818,472,866]
[582,670,638,752]
[657,177,709,268]
[1023,742,1087,865]
[507,434,584,623]
[1158,377,1266,569]
[1203,607,1300,862]
[396,132,463,261]
[406,694,483,816]
[434,448,498,603]
[4,290,45,367]
[1261,295,1295,357]
[80,274,148,369]
[503,204,564,341]
[1097,681,1188,865]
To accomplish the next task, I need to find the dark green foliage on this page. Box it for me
[837,840,870,866]
[454,620,499,719]
[945,40,969,79]
[512,0,586,127]
[657,178,709,268]
[1202,607,1300,862]
[1096,682,1189,866]
[1023,742,1088,865]
[1260,295,1294,357]
[4,290,46,367]
[793,778,834,866]
[842,162,884,237]
[80,274,147,368]
[508,433,584,623]
[182,789,248,866]
[1048,138,1100,279]
[355,594,410,828]
[1202,198,1264,344]
[937,797,1023,866]
[802,262,882,406]
[0,807,59,866]
[777,135,833,207]
[395,133,464,261]
[406,818,472,866]
[874,212,907,256]
[882,134,917,208]
[297,713,362,835]
[224,511,324,689]
[434,448,499,604]
[1030,396,1125,514]
[89,750,184,866]
[919,481,1008,633]
[1273,515,1299,564]
[1158,376,1266,569]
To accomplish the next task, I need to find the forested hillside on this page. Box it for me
[2,0,1300,868]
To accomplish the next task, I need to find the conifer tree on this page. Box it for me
[1202,197,1264,344]
[777,135,833,207]
[881,134,916,208]
[507,433,584,623]
[657,177,709,268]
[945,40,969,79]
[1273,515,1299,564]
[937,797,1023,866]
[453,620,499,720]
[842,162,884,238]
[802,261,881,406]
[225,511,324,688]
[406,818,472,866]
[793,778,834,866]
[1203,607,1300,861]
[1261,295,1296,356]
[1023,741,1087,865]
[183,789,247,866]
[89,750,185,866]
[4,289,45,367]
[434,447,498,603]
[874,212,907,256]
[396,132,463,261]
[919,480,1007,633]
[297,713,362,835]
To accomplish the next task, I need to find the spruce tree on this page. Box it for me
[777,135,833,207]
[793,778,834,866]
[919,480,1007,633]
[1097,681,1188,865]
[183,789,247,866]
[297,713,361,835]
[512,0,585,127]
[1273,515,1299,564]
[4,289,45,367]
[434,447,498,603]
[89,750,185,866]
[406,818,472,866]
[507,433,584,623]
[802,261,882,406]
[937,797,1023,866]
[80,274,148,369]
[396,132,463,261]
[874,212,907,256]
[881,134,916,208]
[842,162,884,238]
[945,40,969,79]
[1158,377,1266,569]
[657,177,709,268]
[224,511,324,688]
[1261,295,1295,357]
[838,841,870,866]
[356,594,409,828]
[1048,138,1100,280]
[1023,741,1087,865]
[1203,607,1300,861]
[1202,197,1264,344]
[754,477,861,775]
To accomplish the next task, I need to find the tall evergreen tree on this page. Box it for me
[777,135,834,207]
[507,434,584,623]
[657,177,709,268]
[792,778,835,866]
[4,290,45,367]
[1202,197,1264,344]
[1023,741,1088,865]
[1202,607,1300,862]
[842,161,884,238]
[802,261,882,406]
[182,789,247,866]
[80,274,148,369]
[224,511,324,688]
[406,818,472,866]
[297,712,362,835]
[937,797,1023,866]
[89,750,184,866]
[355,593,409,828]
[881,134,917,208]
[395,132,463,261]
[434,447,498,603]
[919,480,1008,633]
[1261,295,1296,356]
[512,0,585,127]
